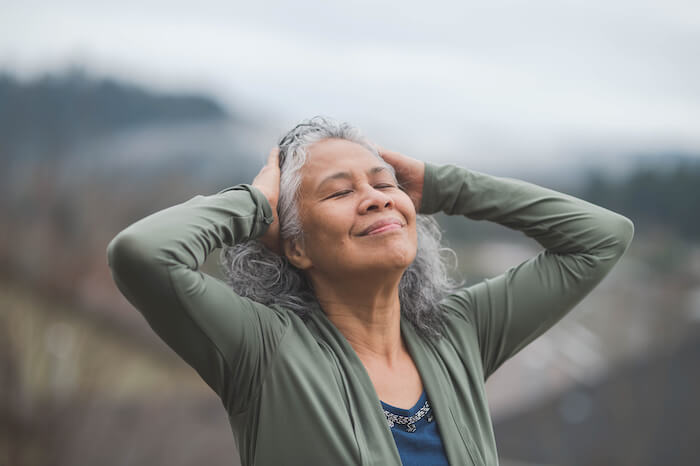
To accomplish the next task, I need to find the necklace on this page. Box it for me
[383,399,434,433]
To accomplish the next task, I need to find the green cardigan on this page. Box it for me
[107,162,634,465]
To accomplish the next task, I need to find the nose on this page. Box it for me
[358,186,394,214]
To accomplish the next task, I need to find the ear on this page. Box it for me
[283,236,313,270]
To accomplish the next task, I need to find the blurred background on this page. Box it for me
[1,1,699,465]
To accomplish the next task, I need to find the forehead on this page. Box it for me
[302,138,389,182]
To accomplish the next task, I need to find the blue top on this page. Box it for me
[381,391,449,466]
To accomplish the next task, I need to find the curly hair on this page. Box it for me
[219,116,458,338]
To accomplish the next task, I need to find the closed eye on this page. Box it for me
[374,184,396,189]
[325,190,353,200]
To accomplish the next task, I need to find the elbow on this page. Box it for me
[107,231,132,269]
[610,214,635,256]
[106,230,153,279]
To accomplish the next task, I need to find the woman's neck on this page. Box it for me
[311,272,405,366]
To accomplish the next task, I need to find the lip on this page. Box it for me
[358,218,404,236]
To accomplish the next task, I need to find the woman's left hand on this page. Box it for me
[252,147,282,254]
[376,146,425,211]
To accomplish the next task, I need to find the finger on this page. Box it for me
[376,146,393,160]
[375,144,397,161]
[378,150,402,170]
[377,147,401,160]
[266,147,280,166]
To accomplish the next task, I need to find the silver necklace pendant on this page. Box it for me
[383,400,433,433]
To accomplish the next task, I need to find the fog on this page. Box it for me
[3,0,699,172]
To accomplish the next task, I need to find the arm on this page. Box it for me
[106,183,287,413]
[421,162,634,380]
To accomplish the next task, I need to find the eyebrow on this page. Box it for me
[316,166,392,192]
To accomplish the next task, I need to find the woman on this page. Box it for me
[107,116,634,465]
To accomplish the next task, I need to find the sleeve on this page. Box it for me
[106,184,288,413]
[420,163,635,380]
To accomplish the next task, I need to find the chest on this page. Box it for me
[237,316,498,465]
[363,353,424,410]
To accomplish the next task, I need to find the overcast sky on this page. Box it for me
[2,0,699,174]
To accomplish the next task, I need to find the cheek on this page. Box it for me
[396,192,416,217]
[301,211,349,254]
[407,226,419,259]
[409,223,418,244]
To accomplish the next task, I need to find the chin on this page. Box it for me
[375,244,417,270]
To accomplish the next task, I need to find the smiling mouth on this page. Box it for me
[358,219,404,236]
[365,224,402,235]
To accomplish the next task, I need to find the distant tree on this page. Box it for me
[0,67,228,161]
[579,155,700,241]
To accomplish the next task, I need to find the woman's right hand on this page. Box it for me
[375,146,425,212]
[252,147,282,254]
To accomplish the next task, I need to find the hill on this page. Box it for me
[0,68,228,161]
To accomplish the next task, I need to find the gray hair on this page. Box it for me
[219,116,458,338]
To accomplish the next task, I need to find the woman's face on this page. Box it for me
[285,138,417,278]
